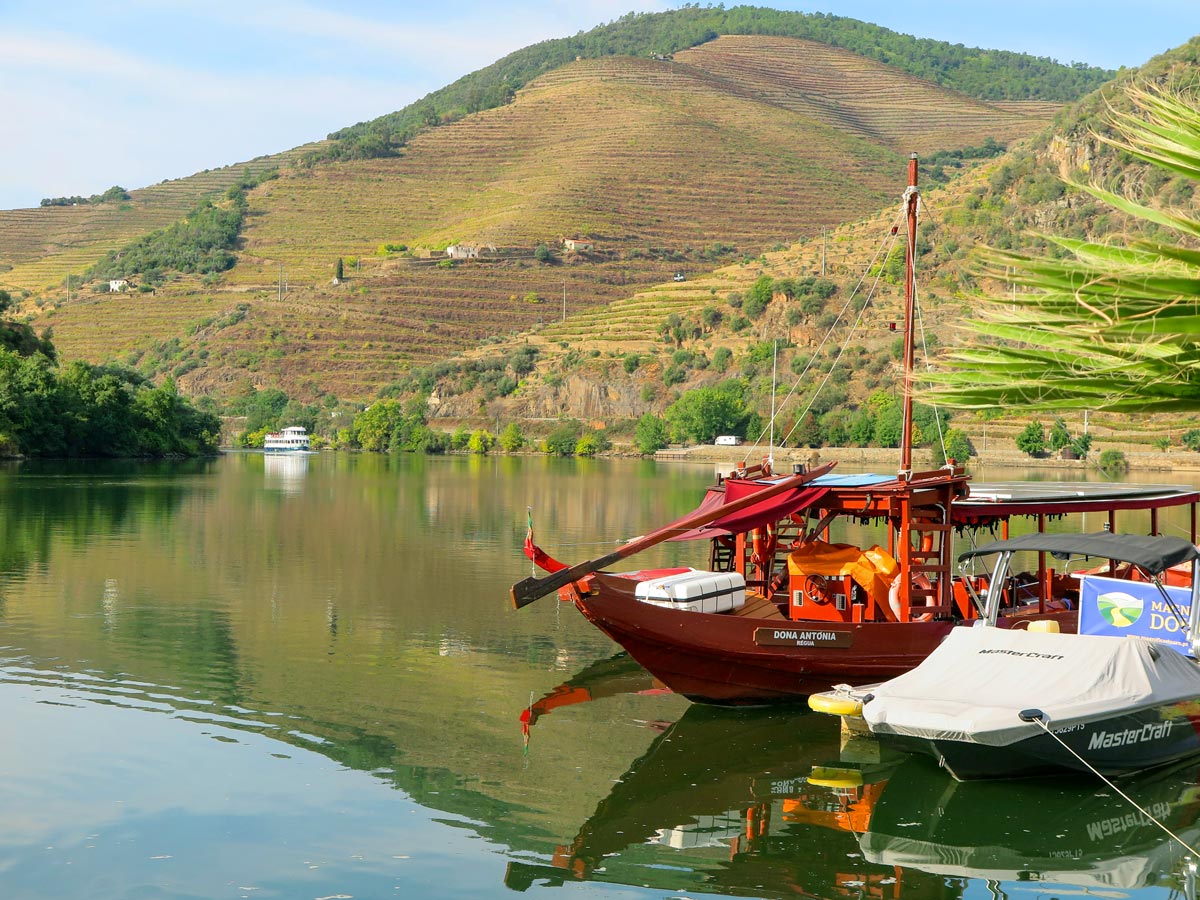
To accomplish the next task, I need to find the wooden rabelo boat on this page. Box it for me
[510,156,1200,704]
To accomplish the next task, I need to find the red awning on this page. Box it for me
[668,479,829,541]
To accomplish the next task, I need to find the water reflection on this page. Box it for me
[262,451,310,493]
[513,655,1200,900]
[863,757,1200,891]
[0,454,1197,899]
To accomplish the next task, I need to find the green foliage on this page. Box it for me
[498,422,526,451]
[353,400,403,451]
[533,244,553,263]
[544,419,584,456]
[1047,417,1071,451]
[665,380,759,444]
[41,185,130,207]
[0,354,218,458]
[943,428,974,463]
[921,138,1008,188]
[352,398,442,453]
[575,429,610,457]
[303,128,401,166]
[87,199,243,281]
[467,429,496,454]
[712,347,732,373]
[450,426,471,450]
[623,353,641,374]
[1184,429,1200,452]
[508,345,539,375]
[1016,421,1046,457]
[663,364,686,386]
[1098,448,1129,473]
[635,413,670,454]
[743,276,774,319]
[233,387,289,433]
[872,399,903,448]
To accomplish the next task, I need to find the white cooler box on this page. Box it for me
[635,570,746,613]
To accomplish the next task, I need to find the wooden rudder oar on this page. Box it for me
[510,462,834,609]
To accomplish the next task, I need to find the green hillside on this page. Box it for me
[326,5,1111,162]
[396,38,1200,458]
[15,33,1061,406]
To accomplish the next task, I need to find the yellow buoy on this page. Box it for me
[808,692,864,717]
[808,765,864,788]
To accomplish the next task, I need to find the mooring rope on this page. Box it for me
[1025,713,1200,857]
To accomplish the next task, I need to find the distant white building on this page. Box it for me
[108,279,130,292]
[563,238,594,252]
[445,244,479,260]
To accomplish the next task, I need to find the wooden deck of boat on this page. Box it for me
[733,593,788,619]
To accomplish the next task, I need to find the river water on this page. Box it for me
[0,452,1197,899]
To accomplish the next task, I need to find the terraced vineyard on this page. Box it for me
[0,147,314,294]
[673,36,1056,154]
[17,35,1058,403]
[534,209,909,349]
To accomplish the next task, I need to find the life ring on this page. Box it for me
[751,524,778,567]
[889,573,935,621]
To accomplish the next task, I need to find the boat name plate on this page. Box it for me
[753,627,852,648]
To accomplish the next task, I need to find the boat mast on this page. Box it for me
[899,153,919,478]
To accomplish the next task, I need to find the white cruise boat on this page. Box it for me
[263,426,310,452]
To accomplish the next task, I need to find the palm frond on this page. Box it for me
[922,83,1200,415]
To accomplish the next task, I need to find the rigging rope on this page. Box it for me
[745,210,905,457]
[911,245,950,462]
[779,230,898,449]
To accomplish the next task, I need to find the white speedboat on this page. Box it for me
[815,532,1200,780]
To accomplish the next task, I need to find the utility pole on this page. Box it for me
[821,228,826,276]
[562,280,566,323]
[278,265,284,302]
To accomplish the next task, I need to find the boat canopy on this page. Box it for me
[959,531,1200,576]
[667,478,830,541]
[953,482,1200,527]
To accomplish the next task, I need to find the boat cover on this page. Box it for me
[788,541,898,607]
[667,480,829,541]
[862,626,1200,747]
[958,531,1200,576]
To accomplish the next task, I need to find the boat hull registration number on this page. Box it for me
[754,628,852,648]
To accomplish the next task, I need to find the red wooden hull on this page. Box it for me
[576,573,1073,704]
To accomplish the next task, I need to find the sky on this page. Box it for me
[1,0,1198,211]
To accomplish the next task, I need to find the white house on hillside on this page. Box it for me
[445,244,479,260]
[563,238,594,252]
[108,279,130,293]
